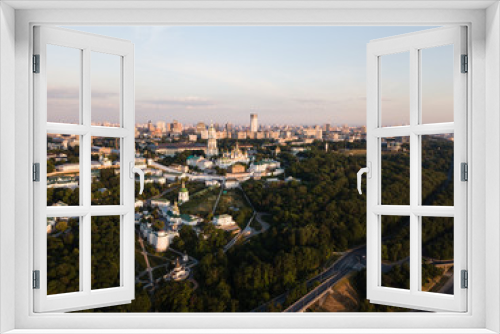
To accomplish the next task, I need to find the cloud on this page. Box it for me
[138,97,217,108]
[48,88,119,100]
[91,91,119,99]
[47,87,79,100]
[293,98,334,106]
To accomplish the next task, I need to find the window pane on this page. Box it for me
[47,44,81,124]
[47,134,80,206]
[47,216,80,295]
[421,134,454,206]
[421,217,454,295]
[380,52,410,127]
[91,137,120,205]
[421,45,454,124]
[381,215,410,290]
[91,52,121,127]
[381,136,410,205]
[91,216,120,290]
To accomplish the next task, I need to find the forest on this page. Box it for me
[47,137,454,313]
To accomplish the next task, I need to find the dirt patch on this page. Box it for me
[307,275,360,312]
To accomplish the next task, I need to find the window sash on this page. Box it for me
[33,25,136,313]
[366,26,468,312]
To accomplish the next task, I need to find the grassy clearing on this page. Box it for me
[180,187,220,219]
[215,188,254,229]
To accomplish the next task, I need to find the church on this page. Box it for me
[178,181,189,204]
[216,141,250,168]
[206,122,218,157]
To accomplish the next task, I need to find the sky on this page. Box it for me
[47,26,453,126]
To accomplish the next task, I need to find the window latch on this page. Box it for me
[357,162,371,195]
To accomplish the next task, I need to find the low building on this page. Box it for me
[205,180,220,187]
[186,155,203,167]
[150,199,170,209]
[140,222,179,252]
[213,214,236,226]
[225,180,240,189]
[170,164,189,173]
[46,218,56,234]
[196,158,213,170]
[212,214,242,233]
[249,159,281,173]
[229,164,246,174]
[156,142,206,156]
[55,163,79,172]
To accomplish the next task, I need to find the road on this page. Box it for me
[222,185,268,252]
[223,212,255,253]
[284,268,352,312]
[252,245,367,312]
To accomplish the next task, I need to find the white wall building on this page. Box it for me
[55,163,79,172]
[213,214,236,226]
[225,180,240,189]
[249,159,281,173]
[205,180,220,187]
[150,199,170,209]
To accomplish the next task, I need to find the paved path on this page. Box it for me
[137,237,154,289]
[151,183,178,200]
[212,183,225,214]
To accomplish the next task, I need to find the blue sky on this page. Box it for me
[48,26,452,126]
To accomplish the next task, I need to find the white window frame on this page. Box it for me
[365,26,467,312]
[1,2,499,333]
[33,26,136,312]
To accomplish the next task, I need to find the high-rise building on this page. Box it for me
[147,120,155,132]
[325,123,331,133]
[206,122,219,157]
[196,122,206,133]
[171,120,183,133]
[315,125,323,140]
[156,121,166,132]
[250,114,258,132]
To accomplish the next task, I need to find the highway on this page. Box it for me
[284,268,352,312]
[252,245,367,312]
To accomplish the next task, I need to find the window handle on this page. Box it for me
[130,162,145,195]
[357,162,371,195]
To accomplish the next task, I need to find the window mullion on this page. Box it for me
[409,47,420,294]
[82,47,92,295]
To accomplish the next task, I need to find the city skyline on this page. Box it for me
[48,26,453,126]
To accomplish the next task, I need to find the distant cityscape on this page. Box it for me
[46,112,454,312]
